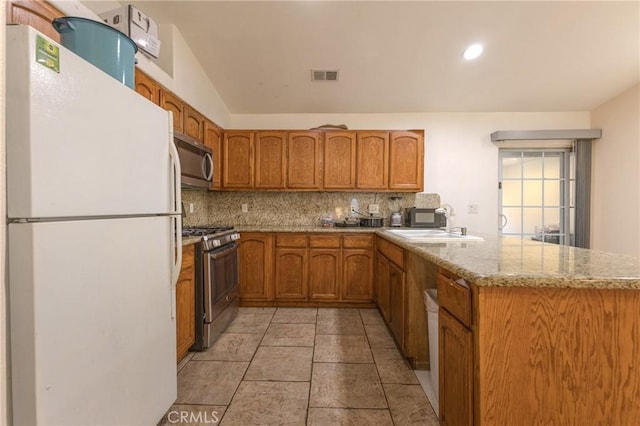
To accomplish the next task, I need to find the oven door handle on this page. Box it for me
[206,242,238,259]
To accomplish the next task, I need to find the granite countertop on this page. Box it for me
[182,225,640,289]
[377,230,640,290]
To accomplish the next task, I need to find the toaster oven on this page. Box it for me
[407,208,447,228]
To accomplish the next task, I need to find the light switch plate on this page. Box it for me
[467,204,479,214]
[368,204,380,214]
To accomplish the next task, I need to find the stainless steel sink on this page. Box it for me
[384,229,483,242]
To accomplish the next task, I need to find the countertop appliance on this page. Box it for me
[6,26,181,425]
[175,131,213,189]
[183,226,240,350]
[407,207,447,228]
[390,211,403,227]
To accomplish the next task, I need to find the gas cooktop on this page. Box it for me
[182,226,234,238]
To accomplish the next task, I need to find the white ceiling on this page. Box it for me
[125,1,639,114]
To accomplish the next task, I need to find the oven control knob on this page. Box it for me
[212,240,221,247]
[231,233,240,241]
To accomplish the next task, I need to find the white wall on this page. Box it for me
[591,84,640,257]
[230,112,590,235]
[53,0,231,127]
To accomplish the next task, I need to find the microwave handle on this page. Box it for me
[202,153,214,182]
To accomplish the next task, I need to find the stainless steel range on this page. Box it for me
[183,226,240,350]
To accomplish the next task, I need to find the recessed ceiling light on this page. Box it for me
[463,43,483,60]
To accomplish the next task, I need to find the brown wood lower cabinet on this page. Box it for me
[375,252,391,321]
[439,308,473,426]
[275,248,308,300]
[375,237,405,347]
[176,244,195,363]
[238,233,274,302]
[239,232,373,305]
[309,249,341,301]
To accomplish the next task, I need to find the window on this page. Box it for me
[499,149,575,246]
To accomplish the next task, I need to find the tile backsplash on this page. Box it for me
[182,191,440,227]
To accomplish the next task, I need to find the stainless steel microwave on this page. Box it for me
[407,208,447,228]
[174,132,213,189]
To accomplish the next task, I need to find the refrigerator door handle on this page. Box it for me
[168,126,182,215]
[170,215,182,319]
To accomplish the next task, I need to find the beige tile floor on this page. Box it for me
[161,307,439,426]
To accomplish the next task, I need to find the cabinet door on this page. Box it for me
[184,105,205,142]
[323,131,356,189]
[375,252,391,321]
[439,308,473,426]
[255,131,287,189]
[342,249,374,302]
[287,131,322,189]
[357,131,389,190]
[275,248,308,300]
[389,261,405,346]
[238,233,274,301]
[223,131,254,189]
[134,69,160,104]
[7,0,63,42]
[159,89,184,133]
[204,120,223,190]
[309,249,340,301]
[389,131,424,191]
[176,244,195,363]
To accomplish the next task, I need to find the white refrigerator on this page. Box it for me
[6,26,182,425]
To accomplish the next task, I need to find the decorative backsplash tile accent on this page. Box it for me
[181,191,441,227]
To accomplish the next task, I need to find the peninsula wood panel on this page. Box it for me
[475,286,640,425]
[309,250,341,301]
[389,131,424,191]
[159,89,184,133]
[223,131,254,188]
[134,69,161,104]
[323,131,356,189]
[356,131,389,189]
[375,252,390,316]
[176,244,195,363]
[205,120,223,190]
[389,261,405,346]
[238,233,274,301]
[7,0,63,42]
[287,131,322,189]
[255,131,287,189]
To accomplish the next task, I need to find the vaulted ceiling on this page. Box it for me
[124,1,639,114]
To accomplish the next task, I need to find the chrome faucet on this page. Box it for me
[449,226,468,236]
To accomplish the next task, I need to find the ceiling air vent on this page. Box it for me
[311,70,339,81]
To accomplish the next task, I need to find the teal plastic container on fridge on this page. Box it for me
[52,16,138,88]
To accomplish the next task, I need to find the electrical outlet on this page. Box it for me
[189,203,194,213]
[368,204,380,214]
[241,203,248,213]
[467,204,479,214]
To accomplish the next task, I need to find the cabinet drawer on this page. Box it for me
[276,234,308,247]
[437,272,471,328]
[309,235,341,248]
[343,234,374,248]
[376,237,404,268]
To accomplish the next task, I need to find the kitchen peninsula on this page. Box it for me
[226,226,640,425]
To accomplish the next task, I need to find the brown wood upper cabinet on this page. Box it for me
[255,131,287,189]
[7,0,64,42]
[287,131,322,190]
[323,131,356,189]
[184,105,205,142]
[204,120,223,190]
[159,89,184,134]
[389,131,424,191]
[134,69,160,104]
[222,131,254,189]
[356,131,389,190]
